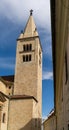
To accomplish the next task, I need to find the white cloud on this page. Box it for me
[42,71,53,80]
[0,0,51,30]
[0,57,15,70]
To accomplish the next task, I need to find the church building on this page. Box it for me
[0,10,42,130]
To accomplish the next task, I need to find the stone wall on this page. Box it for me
[8,99,38,130]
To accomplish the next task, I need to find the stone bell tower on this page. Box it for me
[12,10,42,129]
[14,10,42,106]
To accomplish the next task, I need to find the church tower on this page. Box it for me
[6,10,42,130]
[14,10,42,115]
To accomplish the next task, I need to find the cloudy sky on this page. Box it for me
[0,0,54,118]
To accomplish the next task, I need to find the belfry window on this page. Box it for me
[29,44,32,51]
[23,44,32,52]
[23,55,32,62]
[29,55,31,61]
[26,55,28,61]
[23,55,25,62]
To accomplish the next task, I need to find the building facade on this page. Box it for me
[43,0,69,130]
[0,11,42,130]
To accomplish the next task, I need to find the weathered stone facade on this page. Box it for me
[8,98,38,130]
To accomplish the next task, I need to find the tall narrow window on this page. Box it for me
[26,55,28,61]
[23,55,25,62]
[29,55,31,61]
[2,113,6,123]
[29,44,32,51]
[65,52,68,84]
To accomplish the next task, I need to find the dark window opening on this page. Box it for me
[23,55,25,62]
[9,86,11,89]
[23,44,32,52]
[23,55,32,62]
[29,55,31,61]
[29,44,32,51]
[2,113,6,123]
[26,55,28,61]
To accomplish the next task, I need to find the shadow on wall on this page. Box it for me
[19,118,41,130]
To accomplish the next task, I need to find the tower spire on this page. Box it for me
[22,9,38,37]
[30,9,33,16]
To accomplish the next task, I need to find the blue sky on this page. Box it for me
[0,0,54,119]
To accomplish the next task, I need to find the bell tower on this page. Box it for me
[14,10,42,96]
[14,11,42,115]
